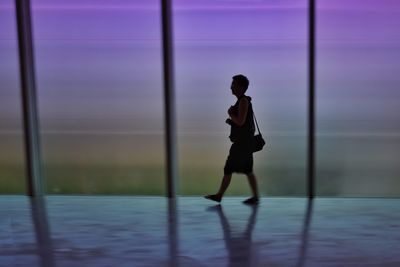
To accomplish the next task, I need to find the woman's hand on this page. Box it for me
[225,118,233,125]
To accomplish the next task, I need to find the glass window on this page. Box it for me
[317,0,400,196]
[0,2,26,194]
[31,0,165,194]
[174,0,308,196]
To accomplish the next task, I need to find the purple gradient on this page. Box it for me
[1,0,400,195]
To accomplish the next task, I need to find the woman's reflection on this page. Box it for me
[207,204,259,267]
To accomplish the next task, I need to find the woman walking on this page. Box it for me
[205,74,260,205]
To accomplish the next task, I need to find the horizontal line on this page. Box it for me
[316,132,400,138]
[1,130,400,138]
[0,38,307,41]
[1,5,398,12]
[0,5,306,11]
[0,130,163,136]
[1,39,399,45]
[0,38,306,40]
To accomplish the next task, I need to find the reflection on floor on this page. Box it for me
[1,196,400,267]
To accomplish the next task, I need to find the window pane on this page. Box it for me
[32,0,165,194]
[0,2,26,194]
[317,0,400,196]
[174,0,308,196]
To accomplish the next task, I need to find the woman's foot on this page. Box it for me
[204,194,222,203]
[243,196,259,205]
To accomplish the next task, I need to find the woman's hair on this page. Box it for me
[232,74,249,91]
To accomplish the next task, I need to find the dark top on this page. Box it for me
[229,95,255,143]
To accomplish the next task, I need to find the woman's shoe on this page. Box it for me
[204,194,222,203]
[243,196,259,205]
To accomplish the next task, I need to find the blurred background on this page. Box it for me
[1,0,399,196]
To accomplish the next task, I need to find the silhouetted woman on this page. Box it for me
[205,74,260,205]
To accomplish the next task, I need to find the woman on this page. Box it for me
[205,74,260,205]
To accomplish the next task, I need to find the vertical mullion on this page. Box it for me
[308,0,316,198]
[15,0,44,197]
[161,0,178,198]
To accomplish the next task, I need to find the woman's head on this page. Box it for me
[231,74,249,96]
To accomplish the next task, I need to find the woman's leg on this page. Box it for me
[205,174,232,203]
[246,172,259,199]
[205,144,235,203]
[216,174,232,197]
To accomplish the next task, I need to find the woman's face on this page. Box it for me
[230,80,243,96]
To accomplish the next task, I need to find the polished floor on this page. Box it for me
[1,196,400,267]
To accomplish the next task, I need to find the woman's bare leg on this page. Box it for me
[205,174,232,203]
[246,173,259,199]
[216,174,232,197]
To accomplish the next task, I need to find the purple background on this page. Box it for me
[0,0,399,196]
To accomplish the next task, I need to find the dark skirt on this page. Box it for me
[223,141,254,175]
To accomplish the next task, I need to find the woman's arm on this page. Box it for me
[229,98,248,126]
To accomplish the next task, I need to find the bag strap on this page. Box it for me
[252,107,262,135]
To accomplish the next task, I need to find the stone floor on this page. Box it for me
[1,196,400,267]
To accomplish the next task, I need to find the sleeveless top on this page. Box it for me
[229,95,255,143]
